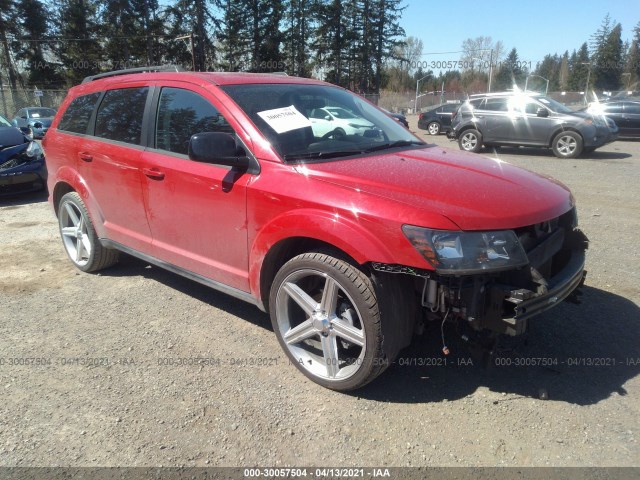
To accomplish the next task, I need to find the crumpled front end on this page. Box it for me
[373,207,588,339]
[0,142,48,196]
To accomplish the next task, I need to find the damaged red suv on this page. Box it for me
[44,67,588,391]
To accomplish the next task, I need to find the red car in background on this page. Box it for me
[44,67,588,391]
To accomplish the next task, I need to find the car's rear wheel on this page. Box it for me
[427,122,441,135]
[270,253,390,391]
[458,129,482,153]
[552,131,582,158]
[58,192,119,272]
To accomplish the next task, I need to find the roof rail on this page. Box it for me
[81,65,185,84]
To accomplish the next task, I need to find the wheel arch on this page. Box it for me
[548,127,584,147]
[250,211,397,310]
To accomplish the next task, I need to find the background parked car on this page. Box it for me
[0,114,47,195]
[448,92,618,158]
[585,100,640,138]
[417,103,459,135]
[11,107,57,139]
[309,106,376,137]
[381,108,409,128]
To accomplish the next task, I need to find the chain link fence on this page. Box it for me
[0,88,67,119]
[0,86,609,121]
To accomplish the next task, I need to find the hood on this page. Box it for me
[296,146,573,231]
[0,127,28,150]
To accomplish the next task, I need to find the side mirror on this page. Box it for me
[188,132,250,169]
[324,115,332,121]
[537,108,549,118]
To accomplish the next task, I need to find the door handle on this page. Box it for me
[79,152,93,162]
[143,167,165,180]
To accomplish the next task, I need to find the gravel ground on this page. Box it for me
[0,117,638,468]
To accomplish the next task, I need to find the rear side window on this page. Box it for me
[155,88,233,155]
[95,87,149,144]
[482,98,508,112]
[58,93,101,134]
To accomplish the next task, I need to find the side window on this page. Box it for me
[58,92,101,134]
[469,99,484,109]
[95,87,148,144]
[483,98,508,112]
[155,88,233,155]
[525,102,541,115]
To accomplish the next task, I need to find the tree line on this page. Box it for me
[407,15,640,99]
[0,0,405,93]
[1,3,638,102]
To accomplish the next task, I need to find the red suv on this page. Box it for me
[44,67,588,391]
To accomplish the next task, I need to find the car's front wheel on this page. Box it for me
[270,253,390,391]
[458,129,482,153]
[58,192,119,272]
[552,131,583,158]
[427,122,441,135]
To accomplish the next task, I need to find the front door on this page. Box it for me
[140,86,252,291]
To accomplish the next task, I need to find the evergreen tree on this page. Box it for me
[622,22,640,89]
[534,54,560,92]
[0,0,21,104]
[493,48,524,90]
[592,21,623,90]
[14,0,61,86]
[283,0,313,76]
[163,0,221,71]
[568,43,589,91]
[54,0,103,85]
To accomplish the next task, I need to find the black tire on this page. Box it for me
[458,129,482,153]
[58,192,119,272]
[552,131,583,158]
[427,122,441,135]
[269,253,391,391]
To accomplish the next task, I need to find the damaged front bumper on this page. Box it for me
[373,211,588,338]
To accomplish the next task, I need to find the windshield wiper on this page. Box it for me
[283,149,365,161]
[364,140,424,153]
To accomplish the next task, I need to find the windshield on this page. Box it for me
[28,108,56,118]
[221,83,424,162]
[535,96,573,114]
[0,115,11,127]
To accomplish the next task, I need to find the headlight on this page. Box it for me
[402,226,529,274]
[25,140,44,159]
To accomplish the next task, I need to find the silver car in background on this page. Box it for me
[448,92,618,158]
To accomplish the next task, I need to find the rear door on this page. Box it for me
[75,86,153,252]
[601,102,625,134]
[139,84,252,292]
[477,98,511,142]
[510,99,554,146]
[437,104,458,128]
[622,103,640,136]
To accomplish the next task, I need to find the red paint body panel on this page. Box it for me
[46,72,575,306]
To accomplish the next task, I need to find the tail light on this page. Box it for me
[419,113,423,120]
[451,110,457,121]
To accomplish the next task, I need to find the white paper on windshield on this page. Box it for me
[257,105,312,134]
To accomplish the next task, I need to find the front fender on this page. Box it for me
[248,209,400,297]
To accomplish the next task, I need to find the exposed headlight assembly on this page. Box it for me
[25,140,44,159]
[402,226,529,274]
